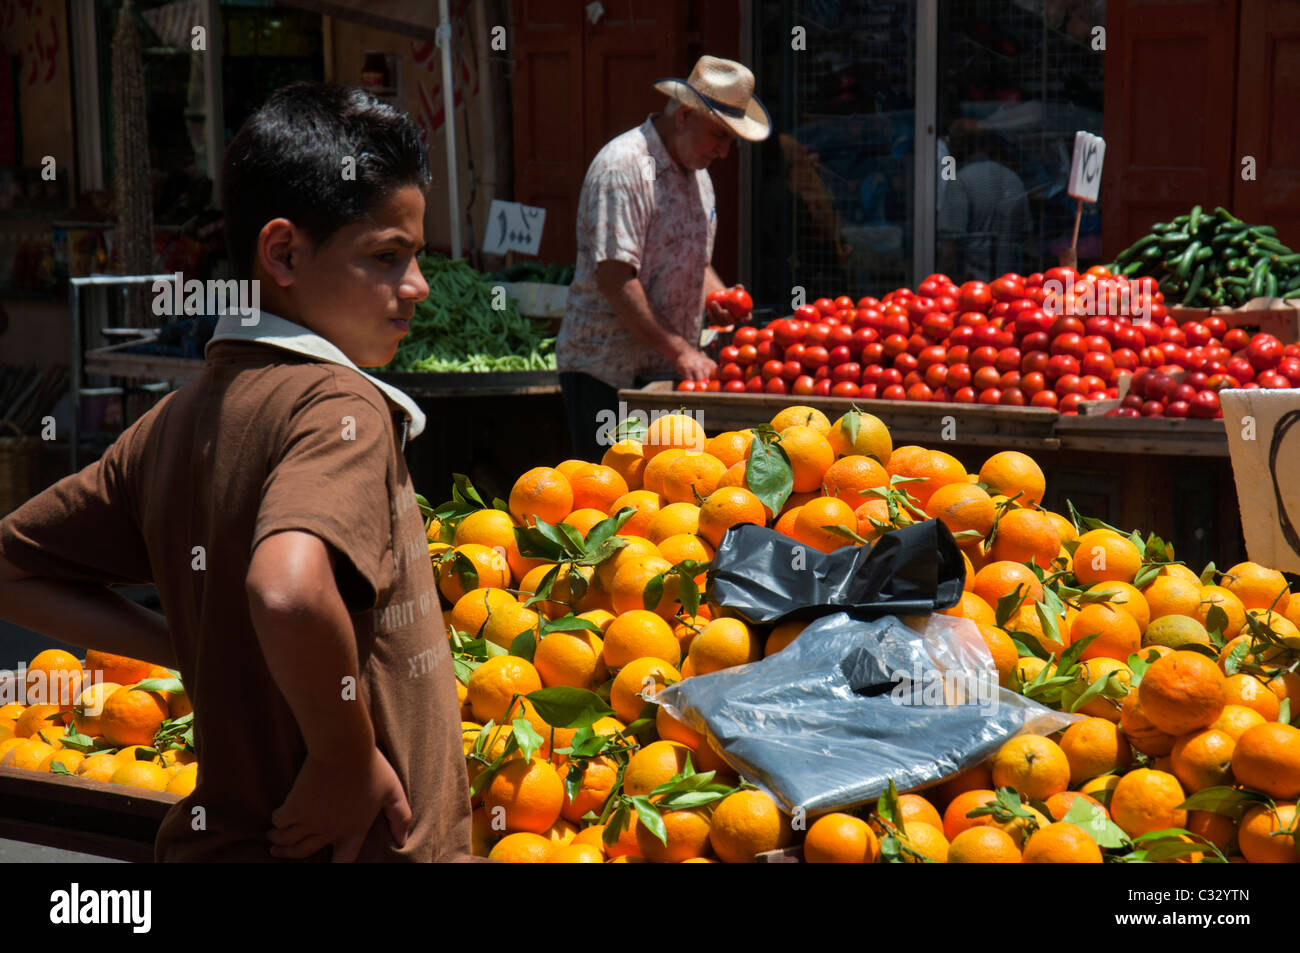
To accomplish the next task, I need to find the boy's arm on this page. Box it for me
[0,553,174,666]
[247,529,410,862]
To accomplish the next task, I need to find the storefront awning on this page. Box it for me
[275,0,439,40]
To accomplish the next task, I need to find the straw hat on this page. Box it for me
[654,56,771,142]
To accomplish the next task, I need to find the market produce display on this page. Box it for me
[422,406,1300,861]
[0,651,196,795]
[1113,206,1300,307]
[680,268,1300,417]
[381,255,557,373]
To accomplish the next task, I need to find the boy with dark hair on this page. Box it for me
[0,83,474,861]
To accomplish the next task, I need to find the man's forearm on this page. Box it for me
[247,532,374,761]
[0,578,175,667]
[603,277,690,363]
[703,265,726,297]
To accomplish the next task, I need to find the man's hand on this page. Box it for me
[706,292,733,325]
[672,345,717,382]
[267,745,412,861]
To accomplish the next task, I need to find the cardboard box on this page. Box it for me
[1219,387,1300,573]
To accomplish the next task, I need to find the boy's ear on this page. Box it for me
[257,218,301,288]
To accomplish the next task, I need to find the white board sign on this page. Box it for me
[1221,388,1300,573]
[483,199,546,255]
[1068,131,1105,203]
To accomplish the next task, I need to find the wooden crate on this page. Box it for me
[0,670,173,861]
[1054,415,1227,457]
[619,382,1062,451]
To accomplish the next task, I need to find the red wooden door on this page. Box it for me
[510,0,586,263]
[1101,1,1240,258]
[1233,0,1300,249]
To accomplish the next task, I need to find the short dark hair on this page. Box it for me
[223,82,431,279]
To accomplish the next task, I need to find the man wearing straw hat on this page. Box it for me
[558,55,771,462]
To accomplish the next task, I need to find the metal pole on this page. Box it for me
[913,0,939,287]
[438,0,463,259]
[69,282,81,472]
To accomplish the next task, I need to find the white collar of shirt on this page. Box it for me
[642,114,684,177]
[205,310,426,440]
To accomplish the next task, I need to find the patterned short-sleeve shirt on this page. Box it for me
[557,115,717,389]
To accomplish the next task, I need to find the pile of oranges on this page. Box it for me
[0,649,196,797]
[438,405,1300,862]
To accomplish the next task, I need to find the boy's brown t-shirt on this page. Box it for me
[0,331,473,861]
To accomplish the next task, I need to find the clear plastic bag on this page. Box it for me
[657,612,1079,815]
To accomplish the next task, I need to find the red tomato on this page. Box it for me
[1258,370,1292,389]
[1079,374,1107,395]
[829,345,853,366]
[957,311,988,328]
[881,383,907,401]
[723,288,753,319]
[1081,353,1115,379]
[859,383,879,399]
[906,382,933,402]
[1050,333,1086,360]
[772,319,803,347]
[879,368,904,386]
[946,363,973,389]
[828,325,855,347]
[801,346,830,371]
[830,381,860,398]
[861,342,886,365]
[972,365,1002,391]
[947,344,971,365]
[719,362,744,382]
[1028,389,1057,408]
[1055,374,1081,395]
[676,380,697,392]
[1046,354,1080,381]
[999,387,1027,406]
[733,326,759,347]
[736,344,758,365]
[856,296,881,309]
[781,361,802,382]
[812,378,833,397]
[894,353,920,375]
[922,312,954,340]
[764,376,789,395]
[1021,371,1047,396]
[949,325,976,347]
[1049,315,1086,337]
[813,298,838,317]
[958,281,993,312]
[972,324,1003,348]
[1223,327,1251,351]
[1246,334,1284,371]
[1082,335,1111,355]
[995,347,1022,373]
[881,313,911,336]
[990,276,1025,303]
[925,363,949,389]
[970,345,999,370]
[832,362,861,383]
[1021,331,1050,353]
[999,370,1022,389]
[953,386,977,404]
[882,334,910,359]
[918,345,948,369]
[791,375,816,396]
[1112,348,1139,370]
[1021,350,1050,375]
[745,375,765,393]
[792,305,819,324]
[760,359,784,381]
[978,387,1003,405]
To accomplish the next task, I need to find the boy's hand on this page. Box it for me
[267,745,412,862]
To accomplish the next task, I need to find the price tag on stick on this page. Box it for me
[483,199,546,256]
[1061,131,1106,268]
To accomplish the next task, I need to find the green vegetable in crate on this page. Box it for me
[381,255,557,373]
[1113,206,1300,309]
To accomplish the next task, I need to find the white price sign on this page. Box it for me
[1067,131,1105,203]
[483,199,546,256]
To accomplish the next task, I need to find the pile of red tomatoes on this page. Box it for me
[677,268,1300,417]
